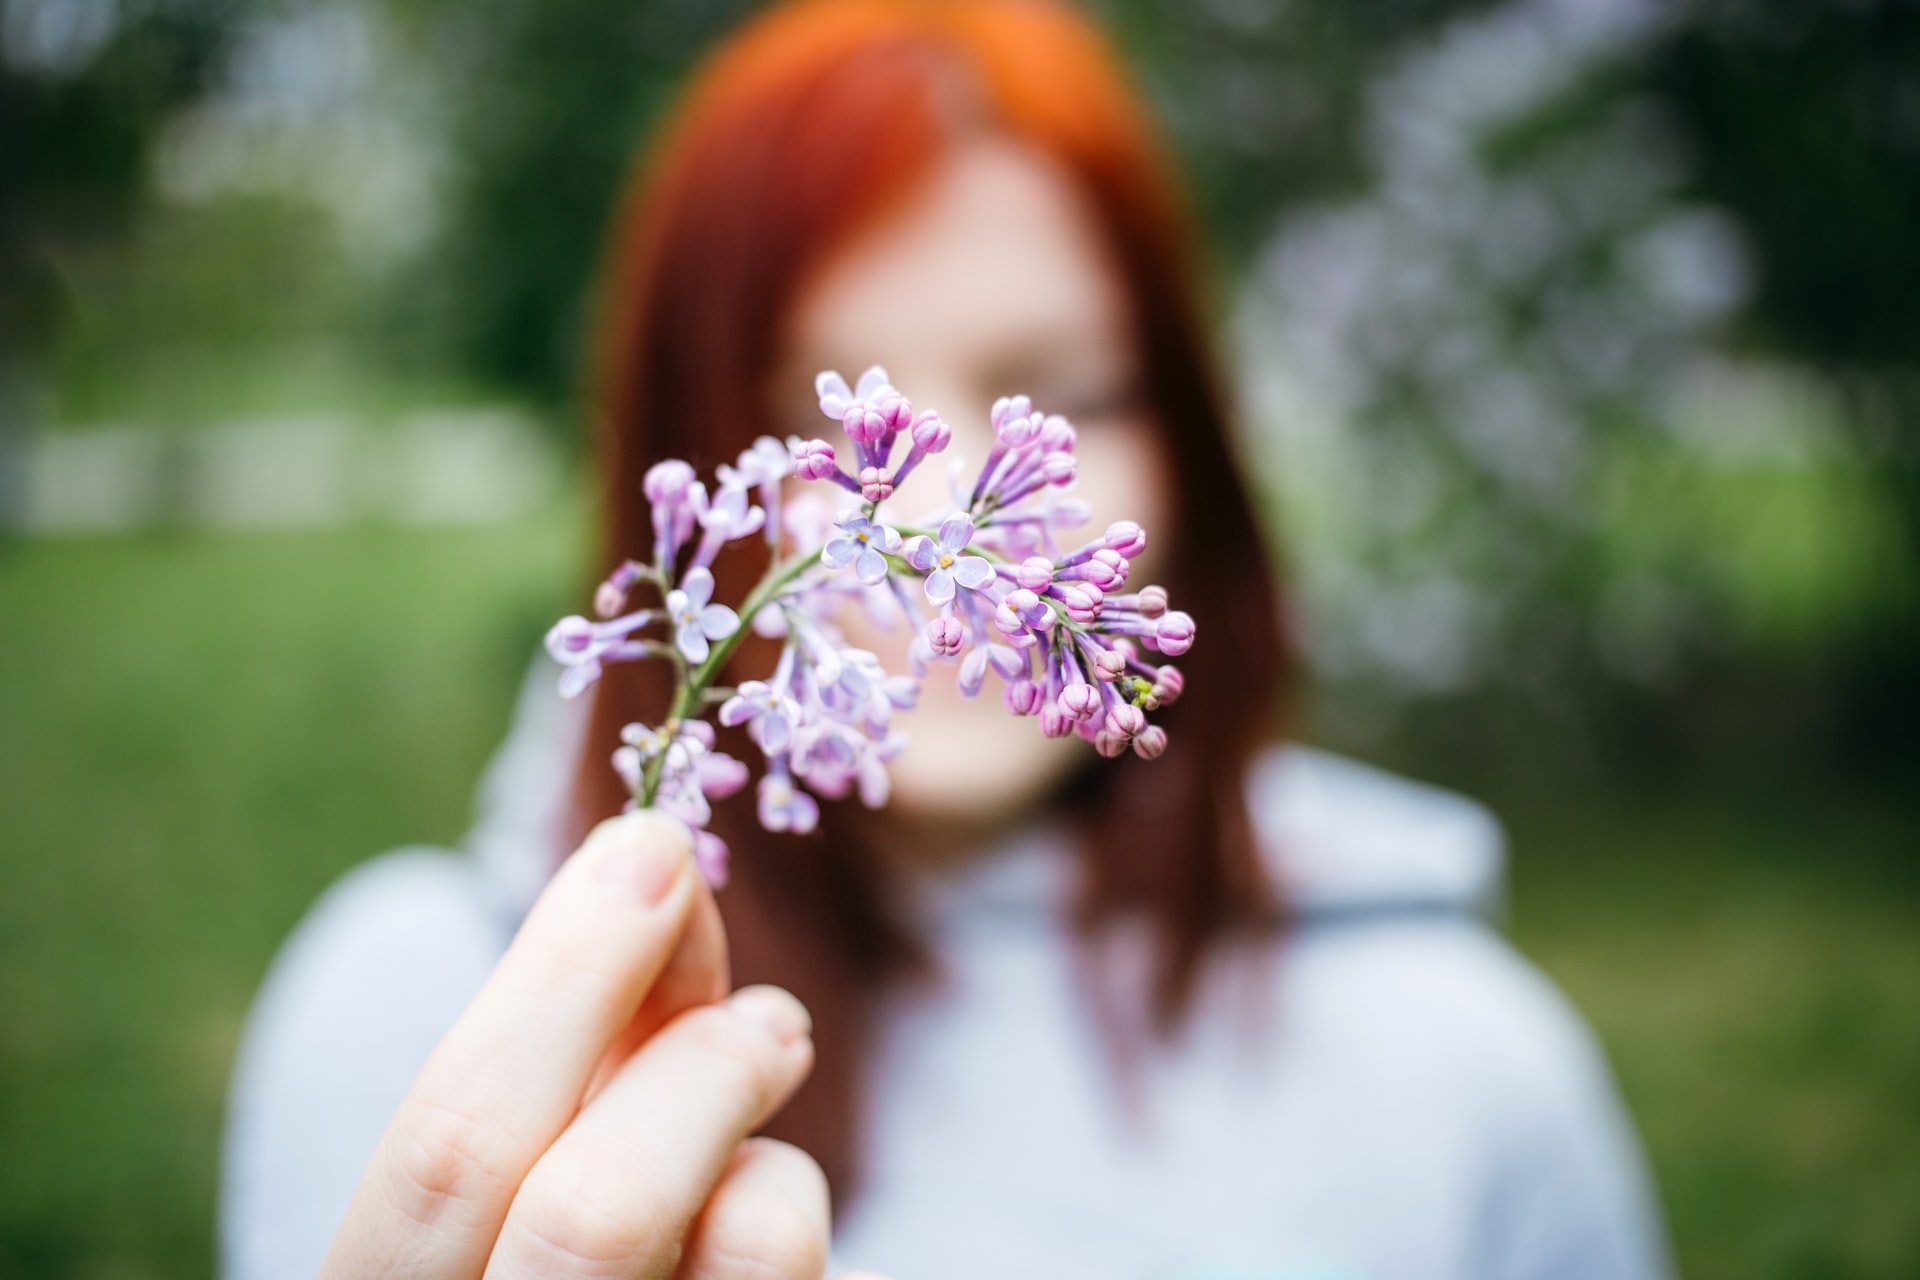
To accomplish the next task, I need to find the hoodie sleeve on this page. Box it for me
[218,848,508,1280]
[1461,943,1673,1280]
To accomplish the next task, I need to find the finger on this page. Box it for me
[672,1138,830,1280]
[583,878,730,1104]
[483,985,815,1279]
[324,811,715,1279]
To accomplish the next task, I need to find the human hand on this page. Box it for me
[320,810,864,1279]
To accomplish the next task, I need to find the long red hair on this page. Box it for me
[573,0,1289,1200]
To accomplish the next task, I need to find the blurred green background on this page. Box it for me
[2,0,1917,1276]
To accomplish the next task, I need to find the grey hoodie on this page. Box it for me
[222,666,1669,1280]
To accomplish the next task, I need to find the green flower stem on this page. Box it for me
[637,549,819,808]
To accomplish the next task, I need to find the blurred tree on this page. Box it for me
[389,0,759,406]
[1,0,240,360]
[404,0,1495,409]
[1629,0,1920,764]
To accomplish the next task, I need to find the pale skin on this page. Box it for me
[324,136,1168,1272]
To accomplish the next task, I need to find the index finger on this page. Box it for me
[322,810,718,1279]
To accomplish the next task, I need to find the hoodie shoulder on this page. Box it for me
[1247,744,1506,919]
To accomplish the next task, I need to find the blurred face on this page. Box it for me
[776,136,1173,837]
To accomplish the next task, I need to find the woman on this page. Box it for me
[222,2,1670,1277]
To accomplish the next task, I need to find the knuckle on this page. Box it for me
[382,1089,523,1230]
[674,1005,784,1101]
[698,1194,828,1280]
[688,1141,828,1280]
[509,1151,686,1279]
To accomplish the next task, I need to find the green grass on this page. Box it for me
[1504,796,1920,1278]
[0,514,583,1279]
[2,518,1917,1278]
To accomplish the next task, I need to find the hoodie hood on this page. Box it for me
[1248,745,1505,921]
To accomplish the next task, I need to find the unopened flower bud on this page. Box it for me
[791,438,837,482]
[644,459,696,505]
[1003,679,1045,716]
[612,744,642,788]
[873,390,913,433]
[991,394,1032,432]
[1132,725,1169,760]
[910,410,950,453]
[1037,414,1075,453]
[924,616,964,657]
[844,405,887,443]
[1093,730,1129,758]
[1078,549,1127,591]
[1135,584,1169,619]
[860,466,894,501]
[594,580,626,618]
[1053,582,1101,622]
[1017,557,1053,591]
[1058,683,1101,722]
[1042,453,1076,485]
[1104,703,1145,739]
[1092,648,1127,682]
[1154,610,1196,656]
[1039,703,1074,738]
[594,561,644,618]
[1104,520,1147,559]
[1153,666,1184,705]
[545,615,595,657]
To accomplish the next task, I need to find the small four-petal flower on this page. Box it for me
[902,512,994,606]
[666,567,740,664]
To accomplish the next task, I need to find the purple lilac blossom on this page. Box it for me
[546,366,1198,887]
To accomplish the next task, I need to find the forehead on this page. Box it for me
[786,136,1128,364]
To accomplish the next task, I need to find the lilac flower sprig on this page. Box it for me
[545,365,1196,886]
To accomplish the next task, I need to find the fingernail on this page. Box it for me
[591,811,687,907]
[729,985,812,1046]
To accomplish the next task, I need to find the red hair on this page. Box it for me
[574,0,1289,1199]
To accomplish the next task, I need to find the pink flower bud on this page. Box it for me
[1132,725,1168,760]
[860,466,894,501]
[991,394,1032,431]
[1039,703,1074,739]
[1037,415,1075,453]
[1153,610,1195,656]
[1093,730,1129,758]
[1091,648,1127,682]
[644,459,696,505]
[594,580,627,618]
[546,614,595,656]
[1017,557,1053,591]
[924,616,964,657]
[844,405,887,443]
[791,438,837,481]
[1054,581,1103,623]
[1153,666,1184,705]
[996,406,1037,447]
[873,390,913,433]
[1104,520,1147,559]
[1135,584,1169,619]
[1002,679,1045,716]
[1077,550,1127,592]
[1058,682,1101,722]
[1104,703,1145,739]
[701,753,750,797]
[1042,453,1076,485]
[910,410,950,453]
